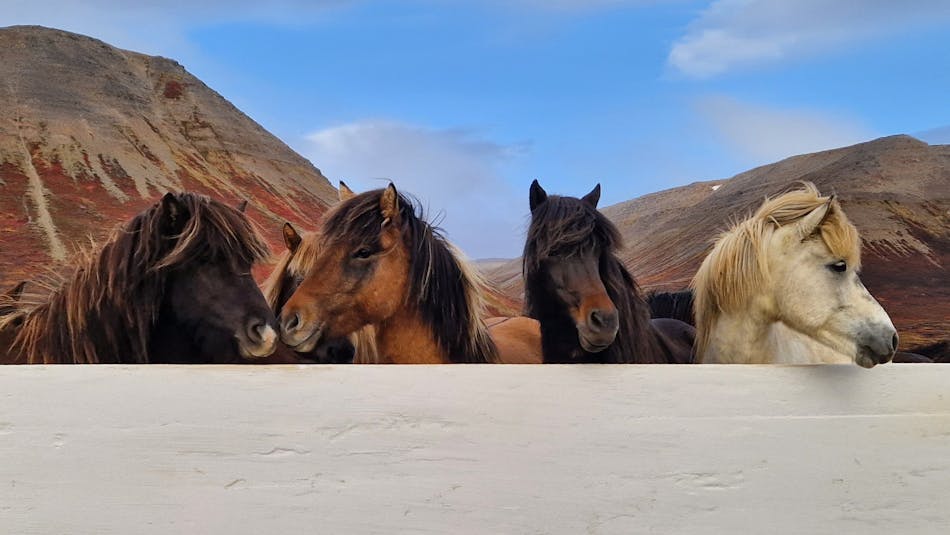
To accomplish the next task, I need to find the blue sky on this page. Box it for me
[6,0,950,257]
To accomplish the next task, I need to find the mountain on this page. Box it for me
[486,135,950,357]
[0,26,338,287]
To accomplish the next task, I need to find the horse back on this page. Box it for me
[649,318,695,364]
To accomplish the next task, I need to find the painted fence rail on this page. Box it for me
[1,364,949,534]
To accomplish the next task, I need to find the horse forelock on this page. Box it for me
[691,182,862,360]
[320,188,496,363]
[10,192,268,364]
[153,194,270,273]
[523,196,622,275]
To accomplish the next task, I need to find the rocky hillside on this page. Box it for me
[487,135,949,356]
[0,26,338,287]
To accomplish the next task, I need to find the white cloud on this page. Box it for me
[697,95,875,163]
[669,0,950,78]
[305,120,530,259]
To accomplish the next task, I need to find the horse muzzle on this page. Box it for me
[577,308,619,353]
[279,312,325,354]
[238,317,279,359]
[854,328,898,369]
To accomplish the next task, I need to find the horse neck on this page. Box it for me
[600,256,666,364]
[702,311,851,364]
[375,306,448,364]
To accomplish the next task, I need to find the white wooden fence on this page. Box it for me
[1,364,949,534]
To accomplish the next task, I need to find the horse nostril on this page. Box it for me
[588,309,617,331]
[246,319,267,343]
[590,309,605,328]
[281,313,300,334]
[891,333,899,353]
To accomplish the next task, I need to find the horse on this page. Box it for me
[0,282,28,363]
[279,183,541,364]
[0,192,281,364]
[523,180,695,364]
[646,289,695,325]
[260,221,377,364]
[691,183,898,368]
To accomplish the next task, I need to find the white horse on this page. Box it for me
[691,183,897,368]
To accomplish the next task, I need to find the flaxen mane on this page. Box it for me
[320,188,497,363]
[3,193,269,364]
[261,230,379,363]
[523,195,663,363]
[691,182,861,359]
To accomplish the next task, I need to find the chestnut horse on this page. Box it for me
[280,184,541,364]
[0,192,281,364]
[261,221,377,364]
[691,183,898,367]
[524,180,694,364]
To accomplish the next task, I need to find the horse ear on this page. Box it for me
[282,222,302,253]
[339,181,356,202]
[581,183,601,208]
[160,192,185,233]
[380,183,400,225]
[236,199,248,213]
[529,179,548,212]
[5,281,26,301]
[798,201,832,238]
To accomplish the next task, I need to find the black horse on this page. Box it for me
[523,180,694,364]
[1,193,281,364]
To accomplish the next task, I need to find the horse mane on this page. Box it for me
[320,188,497,363]
[523,195,663,363]
[261,229,380,364]
[4,192,269,364]
[691,182,861,359]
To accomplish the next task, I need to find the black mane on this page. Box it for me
[7,192,268,364]
[322,188,496,363]
[523,194,664,363]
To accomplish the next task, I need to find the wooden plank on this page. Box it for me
[1,364,949,534]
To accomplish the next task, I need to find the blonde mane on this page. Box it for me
[261,229,379,364]
[691,183,861,360]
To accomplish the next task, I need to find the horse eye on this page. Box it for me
[828,261,847,273]
[352,248,373,259]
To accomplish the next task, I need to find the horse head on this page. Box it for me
[525,180,620,354]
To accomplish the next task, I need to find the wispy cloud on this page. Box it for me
[669,0,950,78]
[697,95,875,163]
[305,120,530,258]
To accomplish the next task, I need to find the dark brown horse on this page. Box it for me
[523,180,694,364]
[279,184,500,364]
[0,192,280,364]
